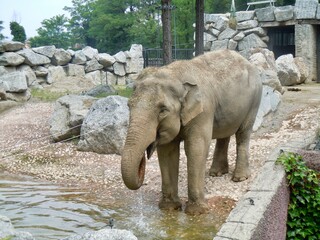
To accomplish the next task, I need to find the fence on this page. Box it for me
[143,48,194,67]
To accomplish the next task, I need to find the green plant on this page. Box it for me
[277,152,320,240]
[114,86,133,98]
[31,88,69,102]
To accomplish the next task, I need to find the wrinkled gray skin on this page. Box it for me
[121,49,262,215]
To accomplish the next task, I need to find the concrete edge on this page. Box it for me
[213,131,317,240]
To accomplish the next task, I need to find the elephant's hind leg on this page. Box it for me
[233,129,251,182]
[157,141,182,211]
[209,137,230,177]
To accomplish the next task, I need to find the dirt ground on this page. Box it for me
[0,83,319,220]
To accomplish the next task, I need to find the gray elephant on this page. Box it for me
[121,49,262,215]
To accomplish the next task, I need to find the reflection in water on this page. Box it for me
[0,173,218,239]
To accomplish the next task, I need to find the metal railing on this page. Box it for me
[143,48,194,67]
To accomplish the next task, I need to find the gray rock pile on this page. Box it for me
[204,0,320,58]
[0,41,144,102]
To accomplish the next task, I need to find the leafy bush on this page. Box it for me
[277,152,320,240]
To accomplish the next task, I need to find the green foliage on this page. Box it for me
[31,89,70,102]
[29,15,71,49]
[277,152,320,240]
[0,20,5,40]
[10,21,26,42]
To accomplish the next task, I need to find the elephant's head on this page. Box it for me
[121,67,204,190]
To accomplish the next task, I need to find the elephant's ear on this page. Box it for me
[180,81,203,126]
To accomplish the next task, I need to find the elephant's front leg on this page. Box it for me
[157,140,182,210]
[184,125,212,215]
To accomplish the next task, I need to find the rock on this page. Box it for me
[49,95,97,142]
[0,52,25,66]
[294,57,309,83]
[85,70,106,85]
[255,6,276,22]
[82,46,99,60]
[106,72,117,85]
[47,66,67,84]
[18,65,37,86]
[218,27,237,40]
[213,16,229,31]
[295,0,318,19]
[233,31,245,41]
[228,39,238,50]
[98,53,116,67]
[18,49,51,66]
[78,96,129,155]
[85,58,103,73]
[66,64,85,77]
[204,13,225,23]
[237,20,258,30]
[317,4,320,19]
[62,229,138,240]
[52,49,72,66]
[81,84,116,97]
[276,54,301,86]
[274,5,294,22]
[253,85,281,131]
[5,90,31,102]
[238,33,267,51]
[113,51,127,63]
[72,51,87,65]
[32,45,56,58]
[0,66,16,76]
[0,215,35,240]
[236,11,255,22]
[211,39,229,51]
[0,72,28,93]
[243,27,267,37]
[33,66,48,77]
[125,44,144,74]
[0,40,25,52]
[113,62,126,76]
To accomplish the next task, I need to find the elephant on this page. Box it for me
[121,49,262,215]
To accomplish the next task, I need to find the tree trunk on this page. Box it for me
[161,0,172,65]
[195,0,204,56]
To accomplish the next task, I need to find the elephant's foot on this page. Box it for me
[185,201,209,215]
[159,197,182,211]
[232,168,250,182]
[209,165,228,177]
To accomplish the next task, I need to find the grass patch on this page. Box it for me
[114,86,133,98]
[31,88,69,102]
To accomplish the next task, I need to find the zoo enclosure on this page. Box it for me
[143,48,194,67]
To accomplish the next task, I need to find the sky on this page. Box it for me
[0,0,73,40]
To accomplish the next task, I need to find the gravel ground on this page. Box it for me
[0,83,319,212]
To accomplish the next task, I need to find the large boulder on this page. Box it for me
[81,84,116,97]
[49,95,97,142]
[63,229,137,240]
[77,96,129,155]
[0,71,28,92]
[52,49,72,66]
[238,33,267,51]
[276,54,301,86]
[253,85,281,131]
[0,41,24,52]
[0,215,35,240]
[17,49,51,66]
[32,45,56,58]
[0,52,25,66]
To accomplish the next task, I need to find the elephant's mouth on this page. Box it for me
[146,140,157,159]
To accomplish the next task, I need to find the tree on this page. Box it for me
[88,0,135,54]
[0,20,5,40]
[10,21,26,42]
[64,0,96,48]
[161,0,173,65]
[29,15,71,49]
[195,0,204,56]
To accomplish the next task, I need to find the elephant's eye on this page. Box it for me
[159,106,169,119]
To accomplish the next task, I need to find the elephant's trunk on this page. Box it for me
[121,116,157,190]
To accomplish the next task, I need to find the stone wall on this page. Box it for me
[204,0,319,81]
[0,41,144,102]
